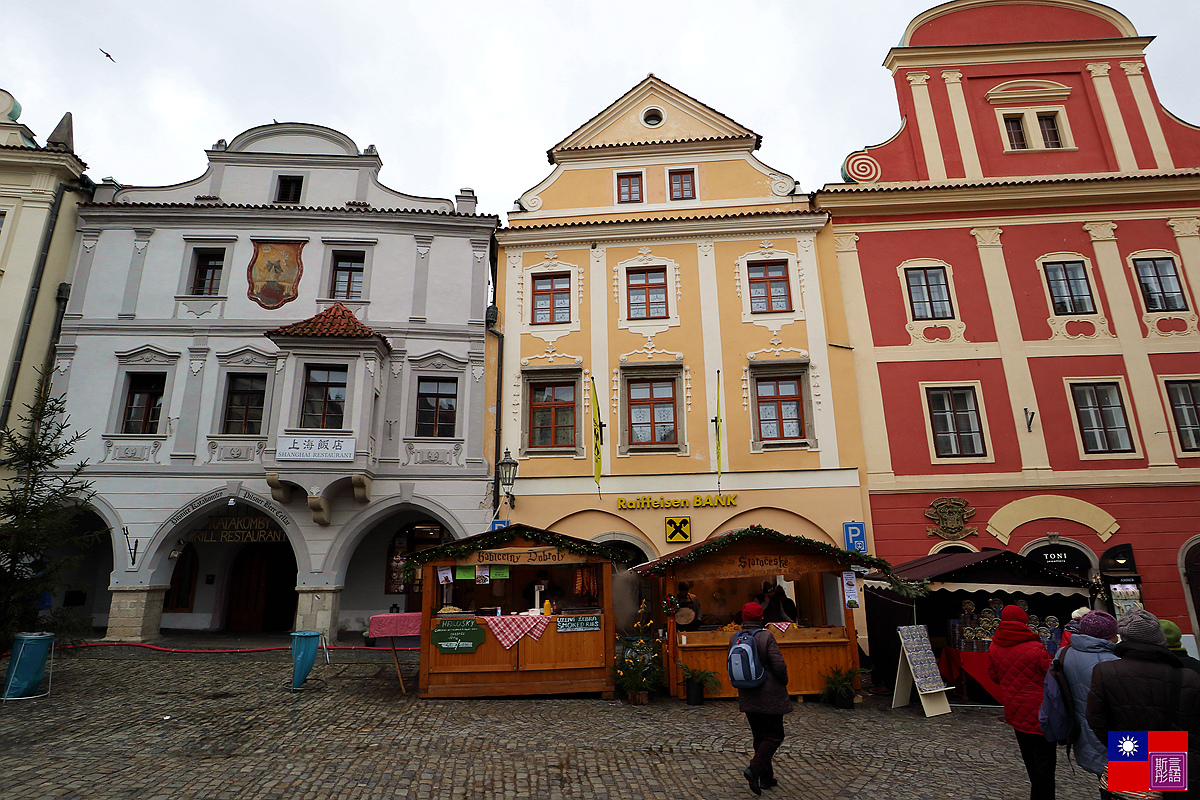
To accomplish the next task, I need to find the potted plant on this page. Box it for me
[819,665,870,710]
[679,661,722,705]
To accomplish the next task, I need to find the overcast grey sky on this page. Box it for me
[3,1,1196,219]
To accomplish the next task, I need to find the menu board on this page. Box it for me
[430,619,486,653]
[897,625,948,694]
[556,615,601,633]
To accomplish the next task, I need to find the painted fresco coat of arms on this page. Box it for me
[247,240,304,309]
[925,496,978,540]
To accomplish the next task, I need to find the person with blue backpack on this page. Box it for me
[1057,611,1118,798]
[728,601,791,795]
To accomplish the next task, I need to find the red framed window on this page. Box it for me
[122,373,166,434]
[756,378,803,440]
[416,378,458,437]
[627,268,667,319]
[617,173,642,203]
[190,249,224,296]
[669,169,695,200]
[330,252,365,300]
[748,261,791,313]
[532,273,571,324]
[301,366,347,429]
[628,379,676,444]
[529,383,576,447]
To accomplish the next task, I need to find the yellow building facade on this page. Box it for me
[490,77,871,591]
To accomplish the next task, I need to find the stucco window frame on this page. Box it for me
[280,354,357,437]
[522,258,583,343]
[665,165,699,204]
[272,172,309,205]
[994,105,1077,153]
[896,258,966,344]
[734,247,804,333]
[106,346,182,438]
[616,253,681,337]
[617,364,687,457]
[1125,249,1198,336]
[317,238,377,313]
[748,359,815,453]
[519,366,585,459]
[918,380,995,464]
[176,236,238,299]
[1034,252,1111,340]
[403,353,467,447]
[1063,376,1143,461]
[1158,374,1200,459]
[614,170,646,205]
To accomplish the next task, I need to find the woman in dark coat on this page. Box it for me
[988,604,1055,800]
[731,601,792,795]
[1087,609,1200,798]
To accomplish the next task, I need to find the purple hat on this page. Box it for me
[1078,610,1117,640]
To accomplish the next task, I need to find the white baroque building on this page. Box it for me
[57,123,498,641]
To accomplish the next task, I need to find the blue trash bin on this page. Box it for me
[3,632,55,700]
[290,631,322,691]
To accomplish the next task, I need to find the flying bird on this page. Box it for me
[100,48,115,62]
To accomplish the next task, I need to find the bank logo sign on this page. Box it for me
[665,517,691,543]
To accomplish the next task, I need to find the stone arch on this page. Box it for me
[987,495,1118,545]
[82,493,124,579]
[716,507,839,548]
[1177,535,1200,636]
[544,509,655,555]
[321,492,471,586]
[586,530,657,564]
[929,539,979,555]
[137,485,309,586]
[1018,536,1099,573]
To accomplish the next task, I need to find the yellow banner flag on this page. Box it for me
[591,376,602,489]
[714,370,723,485]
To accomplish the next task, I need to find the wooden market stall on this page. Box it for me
[403,523,622,699]
[635,525,897,700]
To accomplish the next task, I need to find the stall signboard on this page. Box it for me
[431,619,486,653]
[556,615,602,633]
[842,571,860,609]
[897,626,948,694]
[675,553,844,581]
[457,547,595,566]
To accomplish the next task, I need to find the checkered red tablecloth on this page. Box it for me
[483,615,552,649]
[768,622,792,633]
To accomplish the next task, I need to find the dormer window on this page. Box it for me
[275,175,303,204]
[617,172,643,204]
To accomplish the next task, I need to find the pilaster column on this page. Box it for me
[65,229,101,318]
[833,232,893,480]
[969,227,1050,471]
[1120,61,1174,171]
[906,71,947,181]
[409,235,432,324]
[104,586,169,642]
[119,228,154,318]
[172,342,209,465]
[587,245,609,475]
[1167,218,1200,298]
[695,238,725,476]
[1084,221,1175,466]
[1086,63,1138,172]
[942,70,982,179]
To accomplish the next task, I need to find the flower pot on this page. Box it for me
[626,690,650,705]
[685,677,705,706]
[831,692,854,710]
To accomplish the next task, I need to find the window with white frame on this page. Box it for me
[996,107,1074,152]
[1043,260,1096,315]
[189,248,225,296]
[905,266,954,320]
[619,367,685,454]
[1166,379,1200,452]
[1071,382,1134,454]
[329,251,365,300]
[1133,257,1188,312]
[749,363,813,450]
[415,377,458,438]
[532,273,571,324]
[301,366,348,429]
[748,261,792,313]
[627,267,667,320]
[926,386,985,457]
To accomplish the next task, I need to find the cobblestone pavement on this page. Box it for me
[0,646,1098,800]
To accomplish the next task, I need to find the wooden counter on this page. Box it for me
[420,613,615,698]
[666,624,853,699]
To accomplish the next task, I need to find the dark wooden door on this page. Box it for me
[225,542,297,632]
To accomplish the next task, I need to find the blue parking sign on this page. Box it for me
[843,521,867,553]
[490,519,511,531]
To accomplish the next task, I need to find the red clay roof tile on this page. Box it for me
[266,303,390,348]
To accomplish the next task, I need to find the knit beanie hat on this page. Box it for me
[1071,607,1091,620]
[1001,604,1028,624]
[1079,610,1118,640]
[1160,619,1184,650]
[1117,609,1167,646]
[741,602,764,621]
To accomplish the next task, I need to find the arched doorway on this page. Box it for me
[226,542,297,632]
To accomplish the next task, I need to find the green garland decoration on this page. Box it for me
[637,524,928,598]
[401,523,633,583]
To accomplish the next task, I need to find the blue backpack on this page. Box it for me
[727,630,768,688]
[1039,650,1080,748]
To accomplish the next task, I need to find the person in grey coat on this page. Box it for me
[1058,610,1118,792]
[731,601,792,794]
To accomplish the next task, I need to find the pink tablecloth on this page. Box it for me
[368,613,423,638]
[484,615,552,649]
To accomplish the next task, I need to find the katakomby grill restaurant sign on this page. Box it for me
[430,619,486,653]
[276,436,356,461]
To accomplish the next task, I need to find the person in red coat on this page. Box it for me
[988,604,1055,799]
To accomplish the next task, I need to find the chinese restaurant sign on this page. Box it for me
[430,619,486,654]
[277,436,356,461]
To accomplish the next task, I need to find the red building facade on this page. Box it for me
[820,0,1200,631]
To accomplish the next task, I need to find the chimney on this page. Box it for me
[455,188,477,215]
[45,112,74,152]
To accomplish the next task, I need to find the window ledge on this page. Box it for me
[175,294,227,301]
[931,455,995,464]
[753,439,814,452]
[622,444,687,455]
[521,446,583,457]
[1002,146,1079,154]
[284,428,354,436]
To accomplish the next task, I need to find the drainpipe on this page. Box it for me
[0,178,93,432]
[486,303,503,514]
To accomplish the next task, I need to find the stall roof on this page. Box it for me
[400,522,629,581]
[864,549,1089,594]
[633,525,894,577]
